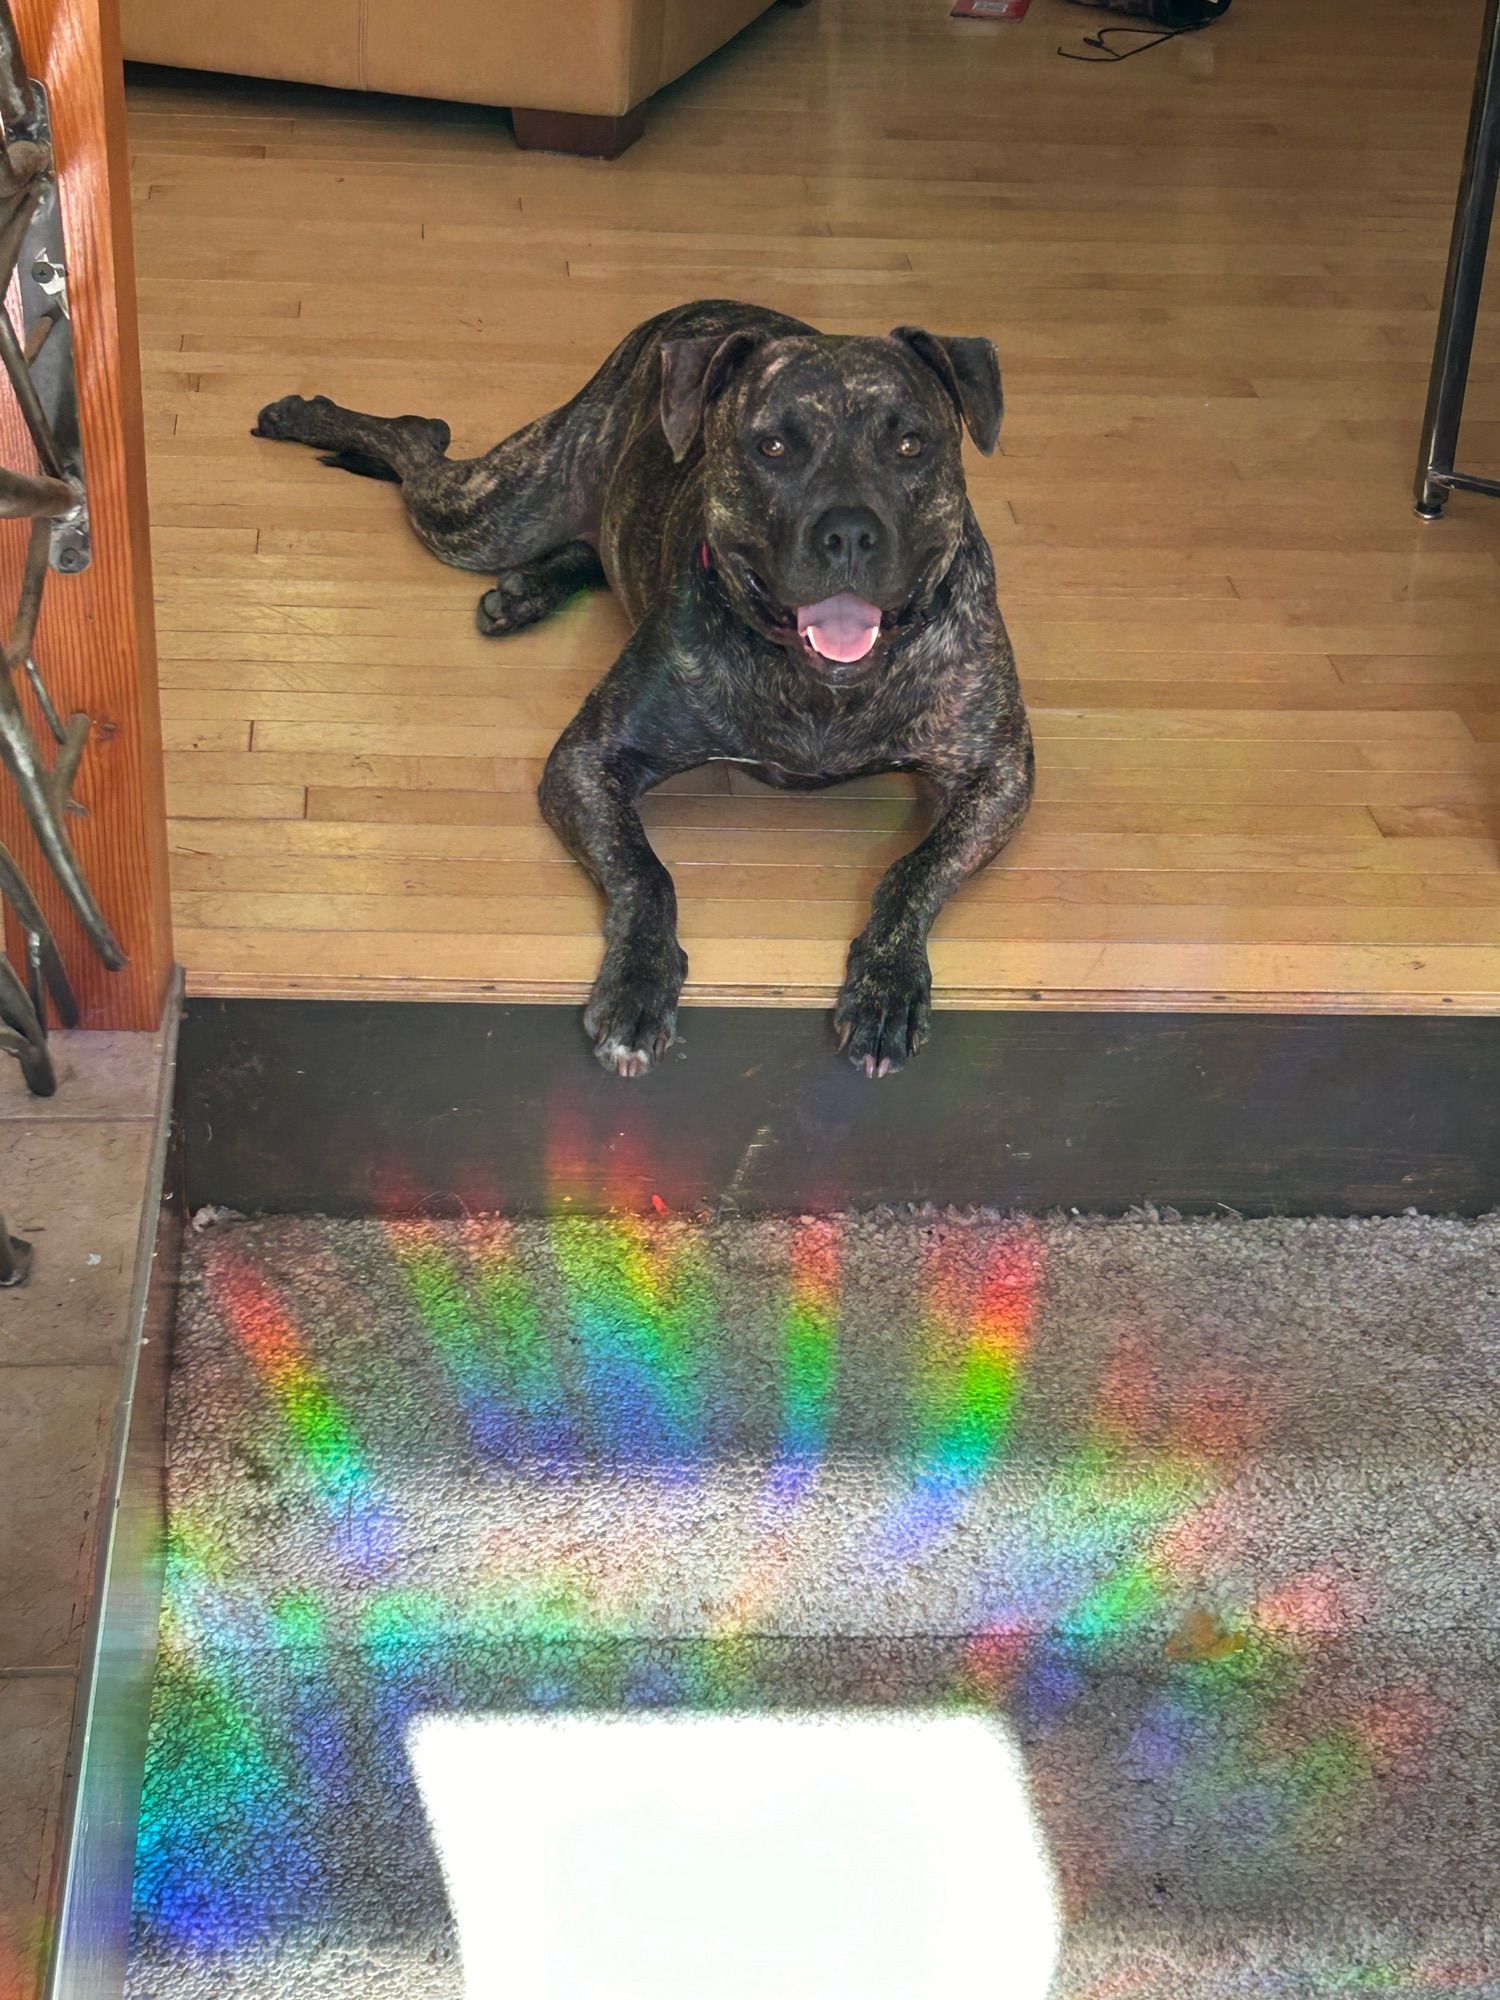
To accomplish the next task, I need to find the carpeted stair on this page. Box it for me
[127,1211,1500,1997]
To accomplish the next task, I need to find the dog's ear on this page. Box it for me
[889,327,1003,455]
[660,330,763,462]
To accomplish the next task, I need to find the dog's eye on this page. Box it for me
[758,434,787,459]
[898,433,925,459]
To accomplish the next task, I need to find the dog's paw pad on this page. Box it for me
[477,571,552,637]
[833,943,932,1078]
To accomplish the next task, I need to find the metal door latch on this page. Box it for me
[30,249,68,314]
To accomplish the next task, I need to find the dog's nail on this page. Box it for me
[836,1023,851,1051]
[877,1056,892,1079]
[863,1054,876,1078]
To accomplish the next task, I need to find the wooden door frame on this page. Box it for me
[0,0,172,1036]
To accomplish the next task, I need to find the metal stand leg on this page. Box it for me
[1415,0,1500,516]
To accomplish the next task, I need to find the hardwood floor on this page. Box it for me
[126,0,1500,1011]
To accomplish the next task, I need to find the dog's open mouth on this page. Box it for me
[724,557,896,672]
[794,592,884,666]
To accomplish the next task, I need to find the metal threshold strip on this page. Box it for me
[45,978,182,2000]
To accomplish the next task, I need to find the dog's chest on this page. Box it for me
[725,701,926,787]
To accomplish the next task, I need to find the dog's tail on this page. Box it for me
[317,448,403,483]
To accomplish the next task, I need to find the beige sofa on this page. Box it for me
[121,0,803,155]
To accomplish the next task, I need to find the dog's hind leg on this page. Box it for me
[254,391,598,577]
[253,393,452,479]
[476,542,606,637]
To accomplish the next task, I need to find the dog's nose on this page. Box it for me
[810,506,885,564]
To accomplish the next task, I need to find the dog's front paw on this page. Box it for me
[477,570,554,637]
[834,935,932,1078]
[584,938,688,1078]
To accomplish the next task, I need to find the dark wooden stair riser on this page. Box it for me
[178,1000,1500,1220]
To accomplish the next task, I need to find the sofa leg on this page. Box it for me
[511,105,646,158]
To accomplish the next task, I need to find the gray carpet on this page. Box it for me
[127,1211,1500,1997]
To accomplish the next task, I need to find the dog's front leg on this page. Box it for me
[835,738,1034,1076]
[539,709,689,1079]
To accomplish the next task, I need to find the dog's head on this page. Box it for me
[661,326,1000,682]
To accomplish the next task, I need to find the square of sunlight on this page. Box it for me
[408,1708,1060,2000]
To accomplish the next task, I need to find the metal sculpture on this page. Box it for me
[0,0,122,1121]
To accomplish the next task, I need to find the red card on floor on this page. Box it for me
[951,0,1031,17]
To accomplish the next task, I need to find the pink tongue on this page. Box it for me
[796,593,882,664]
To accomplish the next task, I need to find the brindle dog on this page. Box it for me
[254,300,1033,1078]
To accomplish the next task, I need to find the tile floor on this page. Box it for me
[1,1031,168,2000]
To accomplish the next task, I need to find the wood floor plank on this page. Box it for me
[174,931,1500,1013]
[166,799,1381,855]
[164,848,1500,916]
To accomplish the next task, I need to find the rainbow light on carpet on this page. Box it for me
[132,1624,322,1949]
[385,1217,577,1463]
[878,1225,1039,1559]
[700,1219,847,1668]
[771,1217,841,1500]
[212,1255,395,1570]
[463,1217,575,1456]
[215,1258,368,1501]
[128,1216,1466,1993]
[549,1213,710,1466]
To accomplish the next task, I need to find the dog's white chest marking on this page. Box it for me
[719,754,824,781]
